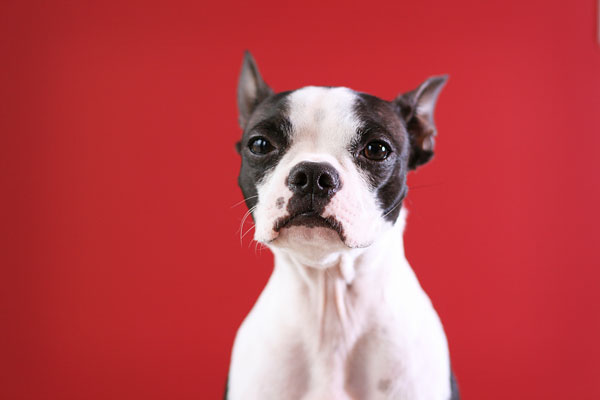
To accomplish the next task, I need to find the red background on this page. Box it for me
[2,1,600,399]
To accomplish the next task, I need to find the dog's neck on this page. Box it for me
[268,209,409,350]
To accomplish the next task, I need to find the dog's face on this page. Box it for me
[236,52,446,265]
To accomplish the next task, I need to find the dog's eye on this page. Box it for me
[363,141,391,161]
[248,137,275,155]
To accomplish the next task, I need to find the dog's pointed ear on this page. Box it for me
[393,75,448,169]
[237,51,273,129]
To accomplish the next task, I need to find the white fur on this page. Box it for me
[229,87,451,399]
[229,211,450,399]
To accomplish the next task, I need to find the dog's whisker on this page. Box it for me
[253,240,262,255]
[238,211,251,235]
[253,240,266,255]
[239,205,256,231]
[408,182,444,191]
[230,195,259,209]
[382,200,402,219]
[239,205,257,246]
[241,224,255,241]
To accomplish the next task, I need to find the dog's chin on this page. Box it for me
[266,213,378,267]
[270,225,349,267]
[277,224,343,245]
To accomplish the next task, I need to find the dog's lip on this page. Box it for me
[296,210,319,218]
[275,210,323,229]
[273,210,346,242]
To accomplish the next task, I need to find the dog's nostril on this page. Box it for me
[292,172,308,188]
[318,173,335,189]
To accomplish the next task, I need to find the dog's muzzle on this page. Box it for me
[273,161,345,238]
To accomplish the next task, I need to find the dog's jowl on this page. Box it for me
[227,51,458,400]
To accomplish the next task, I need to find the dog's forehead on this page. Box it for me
[286,86,361,148]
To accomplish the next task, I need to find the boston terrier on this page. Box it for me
[225,51,459,400]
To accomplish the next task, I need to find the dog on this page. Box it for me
[225,51,458,400]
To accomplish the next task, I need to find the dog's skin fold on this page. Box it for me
[225,51,458,400]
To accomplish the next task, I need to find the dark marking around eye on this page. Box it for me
[250,115,292,138]
[353,93,410,223]
[237,91,293,213]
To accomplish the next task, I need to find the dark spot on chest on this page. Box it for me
[378,378,391,392]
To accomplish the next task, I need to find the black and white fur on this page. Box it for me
[226,51,458,400]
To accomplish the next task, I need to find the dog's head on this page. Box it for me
[236,51,447,265]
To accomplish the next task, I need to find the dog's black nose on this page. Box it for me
[287,161,341,198]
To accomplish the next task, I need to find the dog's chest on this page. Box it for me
[228,258,451,400]
[290,320,424,400]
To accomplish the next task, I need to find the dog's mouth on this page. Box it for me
[273,211,346,242]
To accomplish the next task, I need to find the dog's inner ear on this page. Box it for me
[393,76,448,170]
[237,51,274,129]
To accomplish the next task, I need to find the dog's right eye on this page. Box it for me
[248,137,275,155]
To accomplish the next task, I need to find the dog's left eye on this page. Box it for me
[248,137,275,155]
[363,141,391,161]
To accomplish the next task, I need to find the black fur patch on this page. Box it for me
[352,93,410,223]
[237,91,293,211]
[450,370,460,400]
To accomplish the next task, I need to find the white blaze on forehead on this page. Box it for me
[286,87,360,153]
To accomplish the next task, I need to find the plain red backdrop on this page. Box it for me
[2,0,600,399]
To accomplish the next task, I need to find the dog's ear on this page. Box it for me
[393,75,448,170]
[237,50,273,129]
